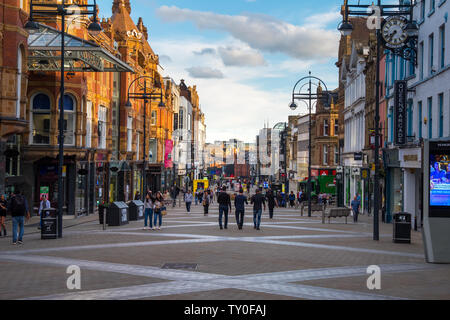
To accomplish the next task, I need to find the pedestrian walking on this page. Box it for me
[0,194,7,237]
[38,194,51,230]
[7,190,30,245]
[143,192,154,230]
[288,191,296,208]
[351,195,361,223]
[184,190,193,213]
[134,191,141,200]
[203,190,210,216]
[251,189,266,230]
[153,192,165,230]
[170,186,177,208]
[217,186,232,230]
[234,188,248,230]
[209,189,214,205]
[265,189,277,219]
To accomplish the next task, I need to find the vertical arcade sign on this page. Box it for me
[394,81,407,146]
[423,140,450,263]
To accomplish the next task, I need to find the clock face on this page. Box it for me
[382,16,408,49]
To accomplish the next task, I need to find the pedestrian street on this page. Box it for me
[0,202,449,300]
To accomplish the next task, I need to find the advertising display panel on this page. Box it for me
[423,140,450,263]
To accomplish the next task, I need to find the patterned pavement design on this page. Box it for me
[0,202,449,300]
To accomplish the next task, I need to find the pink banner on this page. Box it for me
[164,140,173,168]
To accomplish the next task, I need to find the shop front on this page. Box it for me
[399,146,422,230]
[384,148,401,224]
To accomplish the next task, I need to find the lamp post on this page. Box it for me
[290,72,330,217]
[125,76,165,197]
[338,0,418,241]
[25,0,102,238]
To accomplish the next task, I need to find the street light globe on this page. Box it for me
[405,21,419,38]
[289,102,298,111]
[338,21,353,37]
[24,20,40,34]
[87,21,102,36]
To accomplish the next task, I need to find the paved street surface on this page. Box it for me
[0,201,449,300]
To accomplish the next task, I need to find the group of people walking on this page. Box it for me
[142,191,166,230]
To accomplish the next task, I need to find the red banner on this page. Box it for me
[164,140,173,168]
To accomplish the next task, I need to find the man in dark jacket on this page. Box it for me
[234,189,248,230]
[8,190,30,245]
[251,189,266,230]
[265,190,277,219]
[217,186,232,230]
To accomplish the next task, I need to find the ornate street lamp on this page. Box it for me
[125,76,165,196]
[290,72,330,218]
[25,0,102,239]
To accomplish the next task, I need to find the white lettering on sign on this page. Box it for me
[66,265,81,290]
[366,265,381,290]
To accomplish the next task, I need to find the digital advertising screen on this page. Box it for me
[429,151,450,209]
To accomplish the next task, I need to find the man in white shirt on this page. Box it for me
[38,194,51,230]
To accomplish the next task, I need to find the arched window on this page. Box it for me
[31,93,51,144]
[58,94,76,146]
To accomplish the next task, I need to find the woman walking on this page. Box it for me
[184,190,193,213]
[143,192,154,230]
[0,194,7,236]
[203,190,210,216]
[153,192,165,230]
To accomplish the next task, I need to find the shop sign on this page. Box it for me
[361,168,370,180]
[354,152,363,161]
[394,80,407,145]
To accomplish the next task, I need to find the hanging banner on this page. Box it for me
[165,140,174,168]
[394,80,407,146]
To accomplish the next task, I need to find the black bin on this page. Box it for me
[41,208,58,240]
[393,212,411,244]
[108,202,129,226]
[128,200,144,221]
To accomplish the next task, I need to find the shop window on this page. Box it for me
[31,93,51,144]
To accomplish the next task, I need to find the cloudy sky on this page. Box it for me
[97,0,343,143]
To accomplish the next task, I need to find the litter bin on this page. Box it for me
[128,200,144,221]
[393,212,411,243]
[108,202,129,226]
[41,208,58,240]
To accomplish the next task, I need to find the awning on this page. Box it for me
[28,23,134,73]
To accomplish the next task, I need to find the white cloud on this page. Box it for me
[156,5,339,60]
[218,46,267,67]
[153,38,314,142]
[186,66,224,79]
[193,48,216,55]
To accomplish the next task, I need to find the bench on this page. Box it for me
[301,203,326,216]
[322,207,352,224]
